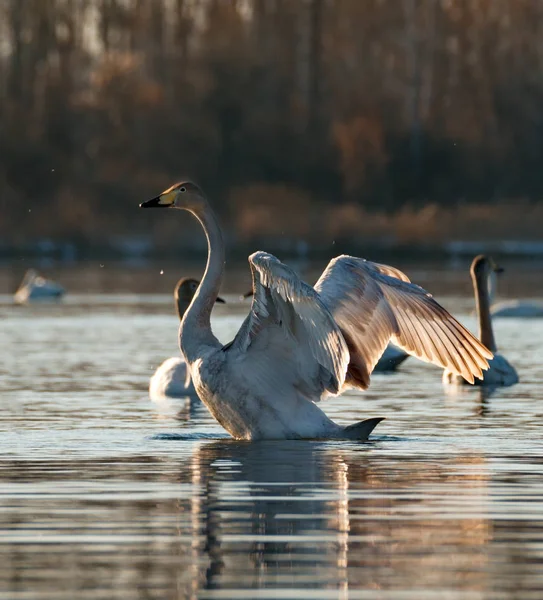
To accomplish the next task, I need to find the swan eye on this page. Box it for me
[180,186,186,193]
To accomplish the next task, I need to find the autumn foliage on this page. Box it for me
[1,0,542,248]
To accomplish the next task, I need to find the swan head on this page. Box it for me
[175,277,225,320]
[140,181,207,211]
[471,255,504,281]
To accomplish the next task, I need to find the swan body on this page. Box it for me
[141,181,493,441]
[486,269,543,318]
[188,331,382,440]
[443,353,518,387]
[443,255,518,387]
[150,357,195,398]
[491,300,543,318]
[149,277,224,400]
[14,269,64,304]
[373,344,409,371]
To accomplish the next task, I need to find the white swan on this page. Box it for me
[149,278,225,399]
[14,269,65,304]
[140,181,492,441]
[492,301,543,318]
[486,270,543,318]
[443,255,518,387]
[242,289,409,372]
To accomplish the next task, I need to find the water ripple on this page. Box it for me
[1,266,542,599]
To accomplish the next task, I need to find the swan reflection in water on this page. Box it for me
[150,391,209,423]
[0,439,499,598]
[186,440,352,596]
[181,440,491,596]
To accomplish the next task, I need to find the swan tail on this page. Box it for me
[342,417,384,441]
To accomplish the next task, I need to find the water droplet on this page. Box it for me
[160,270,164,275]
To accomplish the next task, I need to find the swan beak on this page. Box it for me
[242,289,254,299]
[140,192,174,208]
[216,296,226,304]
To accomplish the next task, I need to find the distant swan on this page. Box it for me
[14,269,65,304]
[241,289,409,372]
[149,278,225,399]
[486,271,543,318]
[443,255,518,387]
[492,302,543,318]
[141,181,492,441]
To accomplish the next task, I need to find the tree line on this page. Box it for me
[1,0,542,247]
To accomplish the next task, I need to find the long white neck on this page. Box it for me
[473,269,497,353]
[179,203,225,363]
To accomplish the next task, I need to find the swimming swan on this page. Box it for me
[492,301,543,318]
[443,255,518,387]
[140,181,493,441]
[486,270,543,318]
[242,289,408,372]
[14,269,65,304]
[149,278,225,399]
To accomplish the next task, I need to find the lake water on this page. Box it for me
[1,259,542,599]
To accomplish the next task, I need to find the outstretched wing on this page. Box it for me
[227,251,350,397]
[315,255,493,389]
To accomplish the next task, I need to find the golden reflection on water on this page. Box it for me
[1,435,543,599]
[160,441,495,598]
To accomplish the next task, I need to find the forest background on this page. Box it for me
[1,0,542,257]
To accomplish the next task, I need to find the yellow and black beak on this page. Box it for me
[140,190,175,208]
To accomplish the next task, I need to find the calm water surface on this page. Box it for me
[1,260,542,599]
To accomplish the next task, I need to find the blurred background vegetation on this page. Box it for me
[1,0,543,256]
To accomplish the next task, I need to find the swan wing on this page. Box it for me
[315,255,493,389]
[228,251,350,396]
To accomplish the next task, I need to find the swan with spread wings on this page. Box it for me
[140,181,493,441]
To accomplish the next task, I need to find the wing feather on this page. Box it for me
[315,255,493,389]
[229,251,350,396]
[383,284,474,381]
[382,282,491,383]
